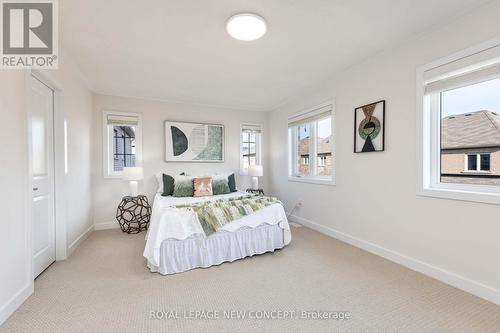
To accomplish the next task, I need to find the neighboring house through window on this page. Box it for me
[288,103,334,184]
[103,111,142,178]
[240,123,262,175]
[113,126,136,171]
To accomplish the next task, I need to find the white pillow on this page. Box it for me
[156,173,163,193]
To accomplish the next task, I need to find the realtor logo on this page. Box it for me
[1,0,58,68]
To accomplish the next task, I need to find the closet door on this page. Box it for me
[30,75,56,278]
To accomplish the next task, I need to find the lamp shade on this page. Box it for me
[248,165,263,177]
[122,167,143,181]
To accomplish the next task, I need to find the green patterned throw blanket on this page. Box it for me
[175,195,282,237]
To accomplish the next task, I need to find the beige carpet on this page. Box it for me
[2,226,500,333]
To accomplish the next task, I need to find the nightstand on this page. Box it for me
[116,195,151,234]
[246,188,265,196]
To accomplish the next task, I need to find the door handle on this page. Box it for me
[33,187,39,191]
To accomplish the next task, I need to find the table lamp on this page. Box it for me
[122,167,143,196]
[248,165,263,189]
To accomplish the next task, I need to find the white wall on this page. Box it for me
[92,94,269,227]
[269,1,500,304]
[38,51,94,251]
[0,51,93,324]
[0,71,31,324]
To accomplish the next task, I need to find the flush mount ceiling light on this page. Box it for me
[226,13,267,41]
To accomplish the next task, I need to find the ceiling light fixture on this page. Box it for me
[226,13,267,41]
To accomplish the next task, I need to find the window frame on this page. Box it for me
[102,110,143,179]
[288,102,335,186]
[417,37,500,204]
[239,122,263,176]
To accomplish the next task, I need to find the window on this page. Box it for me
[288,103,334,184]
[418,40,500,204]
[481,153,491,171]
[103,111,142,178]
[318,154,327,167]
[465,153,491,172]
[240,123,262,175]
[113,126,136,170]
[467,154,478,171]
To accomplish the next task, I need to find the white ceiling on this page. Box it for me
[61,0,490,112]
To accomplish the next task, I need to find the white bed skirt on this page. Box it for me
[147,223,286,275]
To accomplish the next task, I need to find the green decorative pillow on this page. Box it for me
[212,175,230,195]
[173,176,194,197]
[228,173,237,192]
[162,174,175,196]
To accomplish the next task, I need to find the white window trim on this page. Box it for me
[416,37,500,204]
[288,101,335,186]
[239,122,263,176]
[102,110,143,179]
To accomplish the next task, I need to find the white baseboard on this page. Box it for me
[94,221,120,230]
[290,214,500,306]
[0,282,33,325]
[67,224,94,257]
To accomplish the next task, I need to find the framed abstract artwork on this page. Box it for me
[165,121,225,162]
[354,100,385,153]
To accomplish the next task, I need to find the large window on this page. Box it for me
[418,40,500,203]
[240,123,262,175]
[288,103,334,184]
[103,111,142,178]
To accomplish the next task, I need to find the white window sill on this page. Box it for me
[288,176,335,186]
[103,174,123,179]
[461,171,492,174]
[417,184,500,205]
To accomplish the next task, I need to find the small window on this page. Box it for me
[465,153,492,172]
[288,103,334,184]
[318,154,327,167]
[480,154,491,171]
[103,111,142,178]
[240,123,262,175]
[467,154,478,171]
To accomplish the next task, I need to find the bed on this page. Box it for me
[143,191,291,275]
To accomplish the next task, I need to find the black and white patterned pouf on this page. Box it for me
[115,195,151,234]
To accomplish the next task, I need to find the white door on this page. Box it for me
[30,76,56,278]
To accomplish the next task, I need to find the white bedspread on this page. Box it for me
[143,191,291,267]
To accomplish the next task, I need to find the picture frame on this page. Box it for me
[164,121,225,162]
[354,100,385,153]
